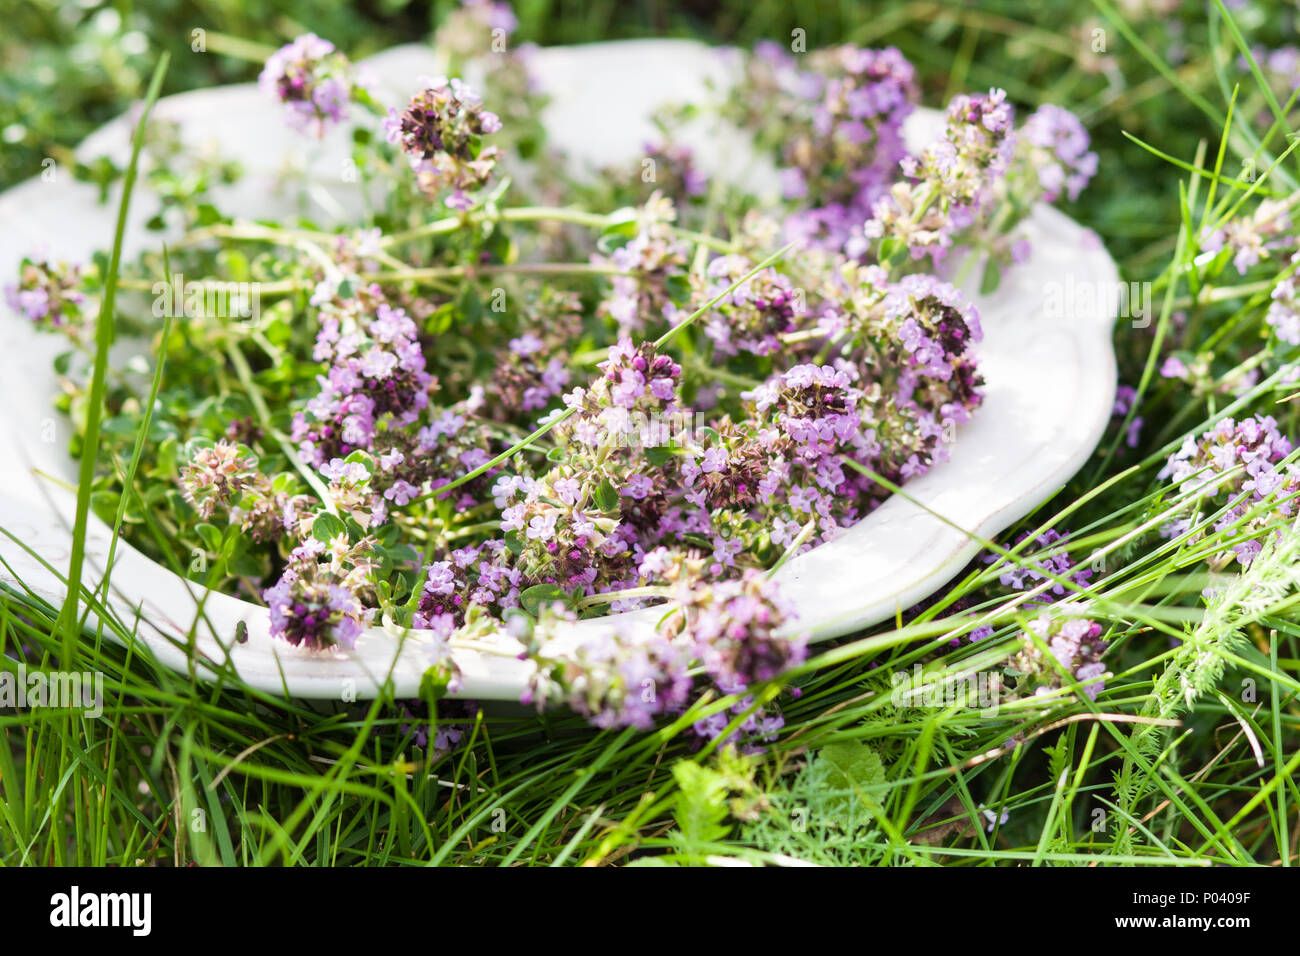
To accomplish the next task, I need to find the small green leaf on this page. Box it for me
[229,553,263,577]
[645,445,674,467]
[602,206,639,236]
[312,513,347,544]
[387,544,418,562]
[520,583,568,615]
[594,478,620,512]
[818,741,887,811]
[979,260,1002,295]
[195,523,222,553]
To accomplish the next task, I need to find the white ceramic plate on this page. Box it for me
[0,40,1118,700]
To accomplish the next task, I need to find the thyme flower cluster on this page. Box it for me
[1013,615,1109,701]
[384,77,504,208]
[1159,414,1299,568]
[259,33,358,136]
[4,254,86,338]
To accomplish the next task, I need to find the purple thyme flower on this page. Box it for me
[1200,199,1295,275]
[596,192,690,336]
[1158,415,1300,569]
[293,285,433,468]
[748,44,918,255]
[179,440,305,541]
[1266,253,1300,345]
[264,565,370,650]
[5,254,86,338]
[866,88,1015,263]
[701,255,802,357]
[259,34,356,136]
[384,76,503,206]
[666,568,807,688]
[1113,385,1143,448]
[986,528,1093,603]
[523,605,693,730]
[1015,614,1108,701]
[1019,104,1098,203]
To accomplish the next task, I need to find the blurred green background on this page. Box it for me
[1,0,1297,268]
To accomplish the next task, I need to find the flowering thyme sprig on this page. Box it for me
[1267,253,1300,345]
[179,439,307,541]
[263,536,376,650]
[866,88,1015,264]
[384,77,503,208]
[1201,199,1295,276]
[521,603,693,729]
[259,33,359,137]
[984,528,1094,608]
[596,192,691,336]
[5,254,87,339]
[1158,414,1300,568]
[1016,105,1098,204]
[697,255,803,357]
[733,43,918,256]
[292,282,434,471]
[662,564,808,689]
[1013,614,1108,701]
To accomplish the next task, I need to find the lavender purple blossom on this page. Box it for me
[1266,252,1300,345]
[523,605,693,730]
[865,88,1015,262]
[988,528,1093,602]
[1158,415,1299,568]
[1017,105,1098,203]
[782,46,918,255]
[700,255,802,357]
[259,34,356,136]
[629,141,707,205]
[293,283,433,470]
[1014,615,1108,701]
[597,192,690,336]
[263,539,374,650]
[1113,385,1144,449]
[668,567,807,689]
[1201,200,1294,275]
[5,255,85,338]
